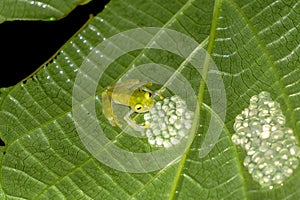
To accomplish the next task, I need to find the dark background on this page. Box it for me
[0,0,110,87]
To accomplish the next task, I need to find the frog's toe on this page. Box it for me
[155,88,165,99]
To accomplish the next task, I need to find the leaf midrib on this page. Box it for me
[167,0,222,199]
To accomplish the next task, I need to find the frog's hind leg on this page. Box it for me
[101,90,122,127]
[114,79,141,90]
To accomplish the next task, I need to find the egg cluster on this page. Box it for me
[232,91,300,189]
[143,95,194,148]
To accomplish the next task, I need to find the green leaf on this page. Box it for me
[0,0,90,23]
[1,0,300,199]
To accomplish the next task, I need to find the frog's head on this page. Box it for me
[131,91,154,113]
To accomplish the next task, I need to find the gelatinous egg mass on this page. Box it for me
[232,91,300,189]
[143,96,194,148]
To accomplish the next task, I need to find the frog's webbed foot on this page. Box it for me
[124,110,145,132]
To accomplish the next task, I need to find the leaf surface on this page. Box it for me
[0,0,90,23]
[0,0,300,199]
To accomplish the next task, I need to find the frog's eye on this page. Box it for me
[144,92,152,99]
[134,104,143,112]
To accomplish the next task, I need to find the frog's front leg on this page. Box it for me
[124,110,145,132]
[154,87,166,99]
[101,90,122,127]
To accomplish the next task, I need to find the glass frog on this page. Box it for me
[101,79,155,130]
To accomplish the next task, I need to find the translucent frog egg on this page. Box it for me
[232,91,300,189]
[143,95,194,148]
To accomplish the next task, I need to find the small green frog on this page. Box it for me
[101,79,154,129]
